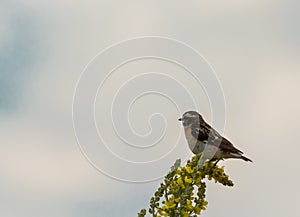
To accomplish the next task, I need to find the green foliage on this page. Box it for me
[138,154,234,217]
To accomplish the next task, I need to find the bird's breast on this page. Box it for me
[184,127,206,154]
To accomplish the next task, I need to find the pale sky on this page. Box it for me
[1,0,300,217]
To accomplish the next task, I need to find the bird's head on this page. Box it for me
[178,111,204,127]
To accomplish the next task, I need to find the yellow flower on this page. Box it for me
[186,200,194,211]
[158,209,168,216]
[184,176,193,184]
[176,177,185,188]
[195,177,201,187]
[185,166,194,174]
[180,210,189,217]
[174,197,180,203]
[162,205,167,210]
[194,206,201,214]
[175,169,181,175]
[162,197,177,209]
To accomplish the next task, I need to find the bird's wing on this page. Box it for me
[190,123,209,142]
[191,123,244,154]
[218,137,244,154]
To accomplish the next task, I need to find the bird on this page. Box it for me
[178,111,252,165]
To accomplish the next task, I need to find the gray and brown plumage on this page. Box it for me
[178,111,252,164]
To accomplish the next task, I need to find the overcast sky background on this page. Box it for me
[1,0,300,217]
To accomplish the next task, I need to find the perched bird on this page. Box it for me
[178,111,252,165]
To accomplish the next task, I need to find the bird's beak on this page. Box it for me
[178,118,182,121]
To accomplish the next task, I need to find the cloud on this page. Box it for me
[0,1,41,113]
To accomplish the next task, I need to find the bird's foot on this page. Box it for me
[213,159,220,167]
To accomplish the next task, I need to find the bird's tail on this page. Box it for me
[241,155,253,162]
